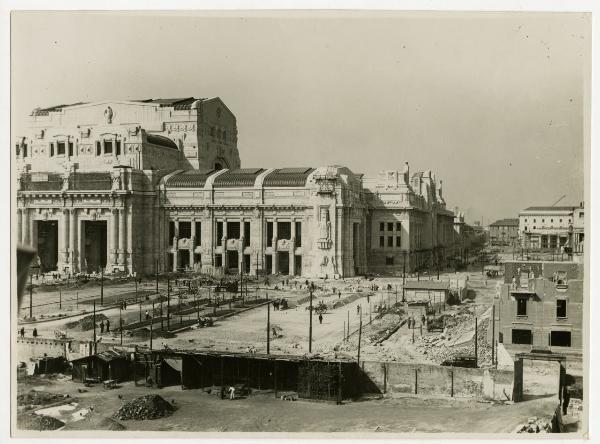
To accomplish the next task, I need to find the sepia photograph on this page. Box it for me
[7,6,592,439]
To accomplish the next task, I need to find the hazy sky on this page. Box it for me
[11,11,588,224]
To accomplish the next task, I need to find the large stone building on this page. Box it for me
[15,97,465,278]
[518,204,584,253]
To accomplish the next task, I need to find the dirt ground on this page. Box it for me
[16,375,560,434]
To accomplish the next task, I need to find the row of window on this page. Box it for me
[169,221,303,248]
[524,218,570,224]
[379,235,402,248]
[516,298,567,318]
[379,222,402,232]
[210,127,227,142]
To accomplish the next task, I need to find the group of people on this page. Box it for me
[406,315,426,329]
[18,327,37,338]
[98,319,110,333]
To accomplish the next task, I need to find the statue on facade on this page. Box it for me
[104,106,114,124]
[111,170,121,191]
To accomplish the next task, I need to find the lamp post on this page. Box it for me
[100,267,104,305]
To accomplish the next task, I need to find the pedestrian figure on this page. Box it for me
[562,385,571,415]
[367,294,370,303]
[338,291,341,300]
[421,314,426,326]
[145,310,150,321]
[229,386,235,400]
[319,313,323,324]
[100,321,104,333]
[33,328,38,338]
[106,319,110,333]
[20,327,25,338]
[123,301,127,310]
[220,386,226,400]
[357,305,360,315]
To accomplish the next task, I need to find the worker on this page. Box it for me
[356,305,360,315]
[99,321,104,333]
[145,310,150,320]
[20,327,25,338]
[229,385,236,400]
[32,328,38,338]
[105,319,110,333]
[318,313,323,324]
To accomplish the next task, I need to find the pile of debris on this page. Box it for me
[17,390,66,407]
[65,313,108,331]
[516,416,553,433]
[415,309,493,367]
[17,413,65,431]
[112,394,175,421]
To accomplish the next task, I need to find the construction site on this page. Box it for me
[15,260,584,434]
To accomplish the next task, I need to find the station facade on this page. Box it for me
[15,97,464,278]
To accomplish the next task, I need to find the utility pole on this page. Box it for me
[266,293,270,354]
[309,290,313,353]
[167,279,171,330]
[150,302,154,351]
[135,278,138,302]
[491,305,495,366]
[100,267,104,306]
[59,288,62,310]
[93,301,97,349]
[139,302,142,322]
[347,310,350,339]
[475,316,478,367]
[357,307,362,366]
[29,274,33,319]
[120,305,123,346]
[155,259,159,293]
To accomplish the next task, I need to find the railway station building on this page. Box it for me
[15,97,463,278]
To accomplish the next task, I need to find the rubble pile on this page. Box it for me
[112,394,175,421]
[415,309,493,366]
[17,413,65,431]
[516,416,553,433]
[65,314,108,331]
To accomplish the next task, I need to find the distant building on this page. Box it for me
[496,260,583,350]
[518,204,584,253]
[488,218,519,246]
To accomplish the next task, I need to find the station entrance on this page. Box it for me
[36,220,58,272]
[83,221,107,273]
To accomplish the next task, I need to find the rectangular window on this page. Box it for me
[295,221,302,247]
[57,141,65,155]
[227,221,240,239]
[516,298,527,316]
[96,141,101,156]
[396,236,401,247]
[195,222,201,246]
[169,221,175,243]
[396,222,401,231]
[556,300,567,318]
[550,331,571,347]
[179,222,191,239]
[214,255,223,267]
[116,140,121,155]
[244,221,251,247]
[379,222,385,232]
[387,236,393,247]
[216,221,224,246]
[277,221,291,240]
[512,329,532,345]
[50,142,55,156]
[379,236,385,248]
[68,142,74,157]
[104,140,113,154]
[385,256,394,265]
[387,222,394,231]
[266,221,273,243]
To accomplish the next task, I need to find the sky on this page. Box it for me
[11,11,589,225]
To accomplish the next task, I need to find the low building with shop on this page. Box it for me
[488,218,519,247]
[403,280,450,309]
[70,349,132,383]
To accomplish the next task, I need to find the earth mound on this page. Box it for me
[112,394,175,421]
[17,413,65,431]
[65,313,108,331]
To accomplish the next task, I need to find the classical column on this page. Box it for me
[16,209,22,244]
[59,209,69,269]
[289,219,296,276]
[109,209,118,267]
[69,209,77,272]
[222,220,228,270]
[190,219,196,269]
[118,208,125,266]
[21,208,29,246]
[127,204,133,273]
[272,219,278,274]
